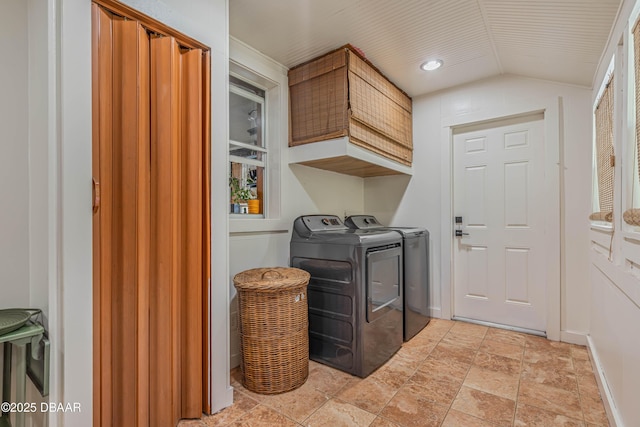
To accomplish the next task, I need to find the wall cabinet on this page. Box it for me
[288,45,413,177]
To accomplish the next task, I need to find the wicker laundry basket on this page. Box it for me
[233,267,311,394]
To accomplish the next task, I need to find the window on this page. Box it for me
[591,73,615,224]
[228,37,287,231]
[229,75,266,216]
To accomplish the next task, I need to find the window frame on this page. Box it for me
[228,37,288,233]
[229,73,268,219]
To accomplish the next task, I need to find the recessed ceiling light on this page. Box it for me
[420,59,443,71]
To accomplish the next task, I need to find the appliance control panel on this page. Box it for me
[299,215,348,231]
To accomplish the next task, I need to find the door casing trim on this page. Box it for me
[440,98,561,341]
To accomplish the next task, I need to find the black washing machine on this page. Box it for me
[289,215,403,377]
[345,215,430,341]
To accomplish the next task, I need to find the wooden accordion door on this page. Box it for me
[92,3,209,426]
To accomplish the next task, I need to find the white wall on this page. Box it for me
[587,0,640,425]
[0,1,52,426]
[229,163,366,366]
[365,75,593,340]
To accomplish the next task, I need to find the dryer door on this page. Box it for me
[366,244,402,322]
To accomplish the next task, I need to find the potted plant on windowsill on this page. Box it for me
[229,176,253,214]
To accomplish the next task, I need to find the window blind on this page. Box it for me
[624,23,640,226]
[590,76,615,223]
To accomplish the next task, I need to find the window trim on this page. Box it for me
[229,37,288,233]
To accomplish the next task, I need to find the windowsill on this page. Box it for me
[229,218,290,234]
[230,213,264,219]
[622,229,640,242]
[590,223,614,233]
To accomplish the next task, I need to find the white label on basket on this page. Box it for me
[295,294,300,302]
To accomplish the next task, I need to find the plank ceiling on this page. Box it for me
[230,0,622,97]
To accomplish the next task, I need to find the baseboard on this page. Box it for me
[587,335,623,427]
[230,353,241,369]
[560,330,587,345]
[429,307,442,318]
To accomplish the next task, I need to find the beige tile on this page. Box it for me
[369,417,401,427]
[514,403,585,426]
[574,358,595,376]
[479,338,524,361]
[203,389,259,426]
[404,328,443,347]
[571,345,590,361]
[441,409,498,427]
[407,370,461,405]
[337,376,398,414]
[463,365,519,400]
[306,361,353,396]
[431,341,477,364]
[450,321,489,337]
[221,323,612,427]
[379,383,449,427]
[261,381,329,423]
[230,368,267,402]
[525,335,572,355]
[577,373,600,398]
[521,362,578,393]
[451,386,516,427]
[425,318,456,332]
[178,421,206,427]
[518,379,583,420]
[484,328,526,347]
[371,358,415,389]
[523,348,574,371]
[473,351,522,376]
[416,354,470,383]
[394,341,434,367]
[580,393,609,425]
[303,399,376,427]
[229,404,299,427]
[402,331,440,357]
[441,329,485,350]
[397,340,436,359]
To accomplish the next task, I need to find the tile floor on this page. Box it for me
[179,319,610,427]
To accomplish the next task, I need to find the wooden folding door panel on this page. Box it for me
[180,48,204,418]
[149,36,204,425]
[201,50,212,415]
[92,5,150,427]
[150,35,181,427]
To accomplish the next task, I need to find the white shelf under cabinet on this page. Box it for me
[288,137,413,178]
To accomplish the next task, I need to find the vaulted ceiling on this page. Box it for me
[230,0,622,97]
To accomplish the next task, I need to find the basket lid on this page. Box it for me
[0,309,38,337]
[233,267,310,291]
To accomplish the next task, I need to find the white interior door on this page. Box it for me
[453,113,546,333]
